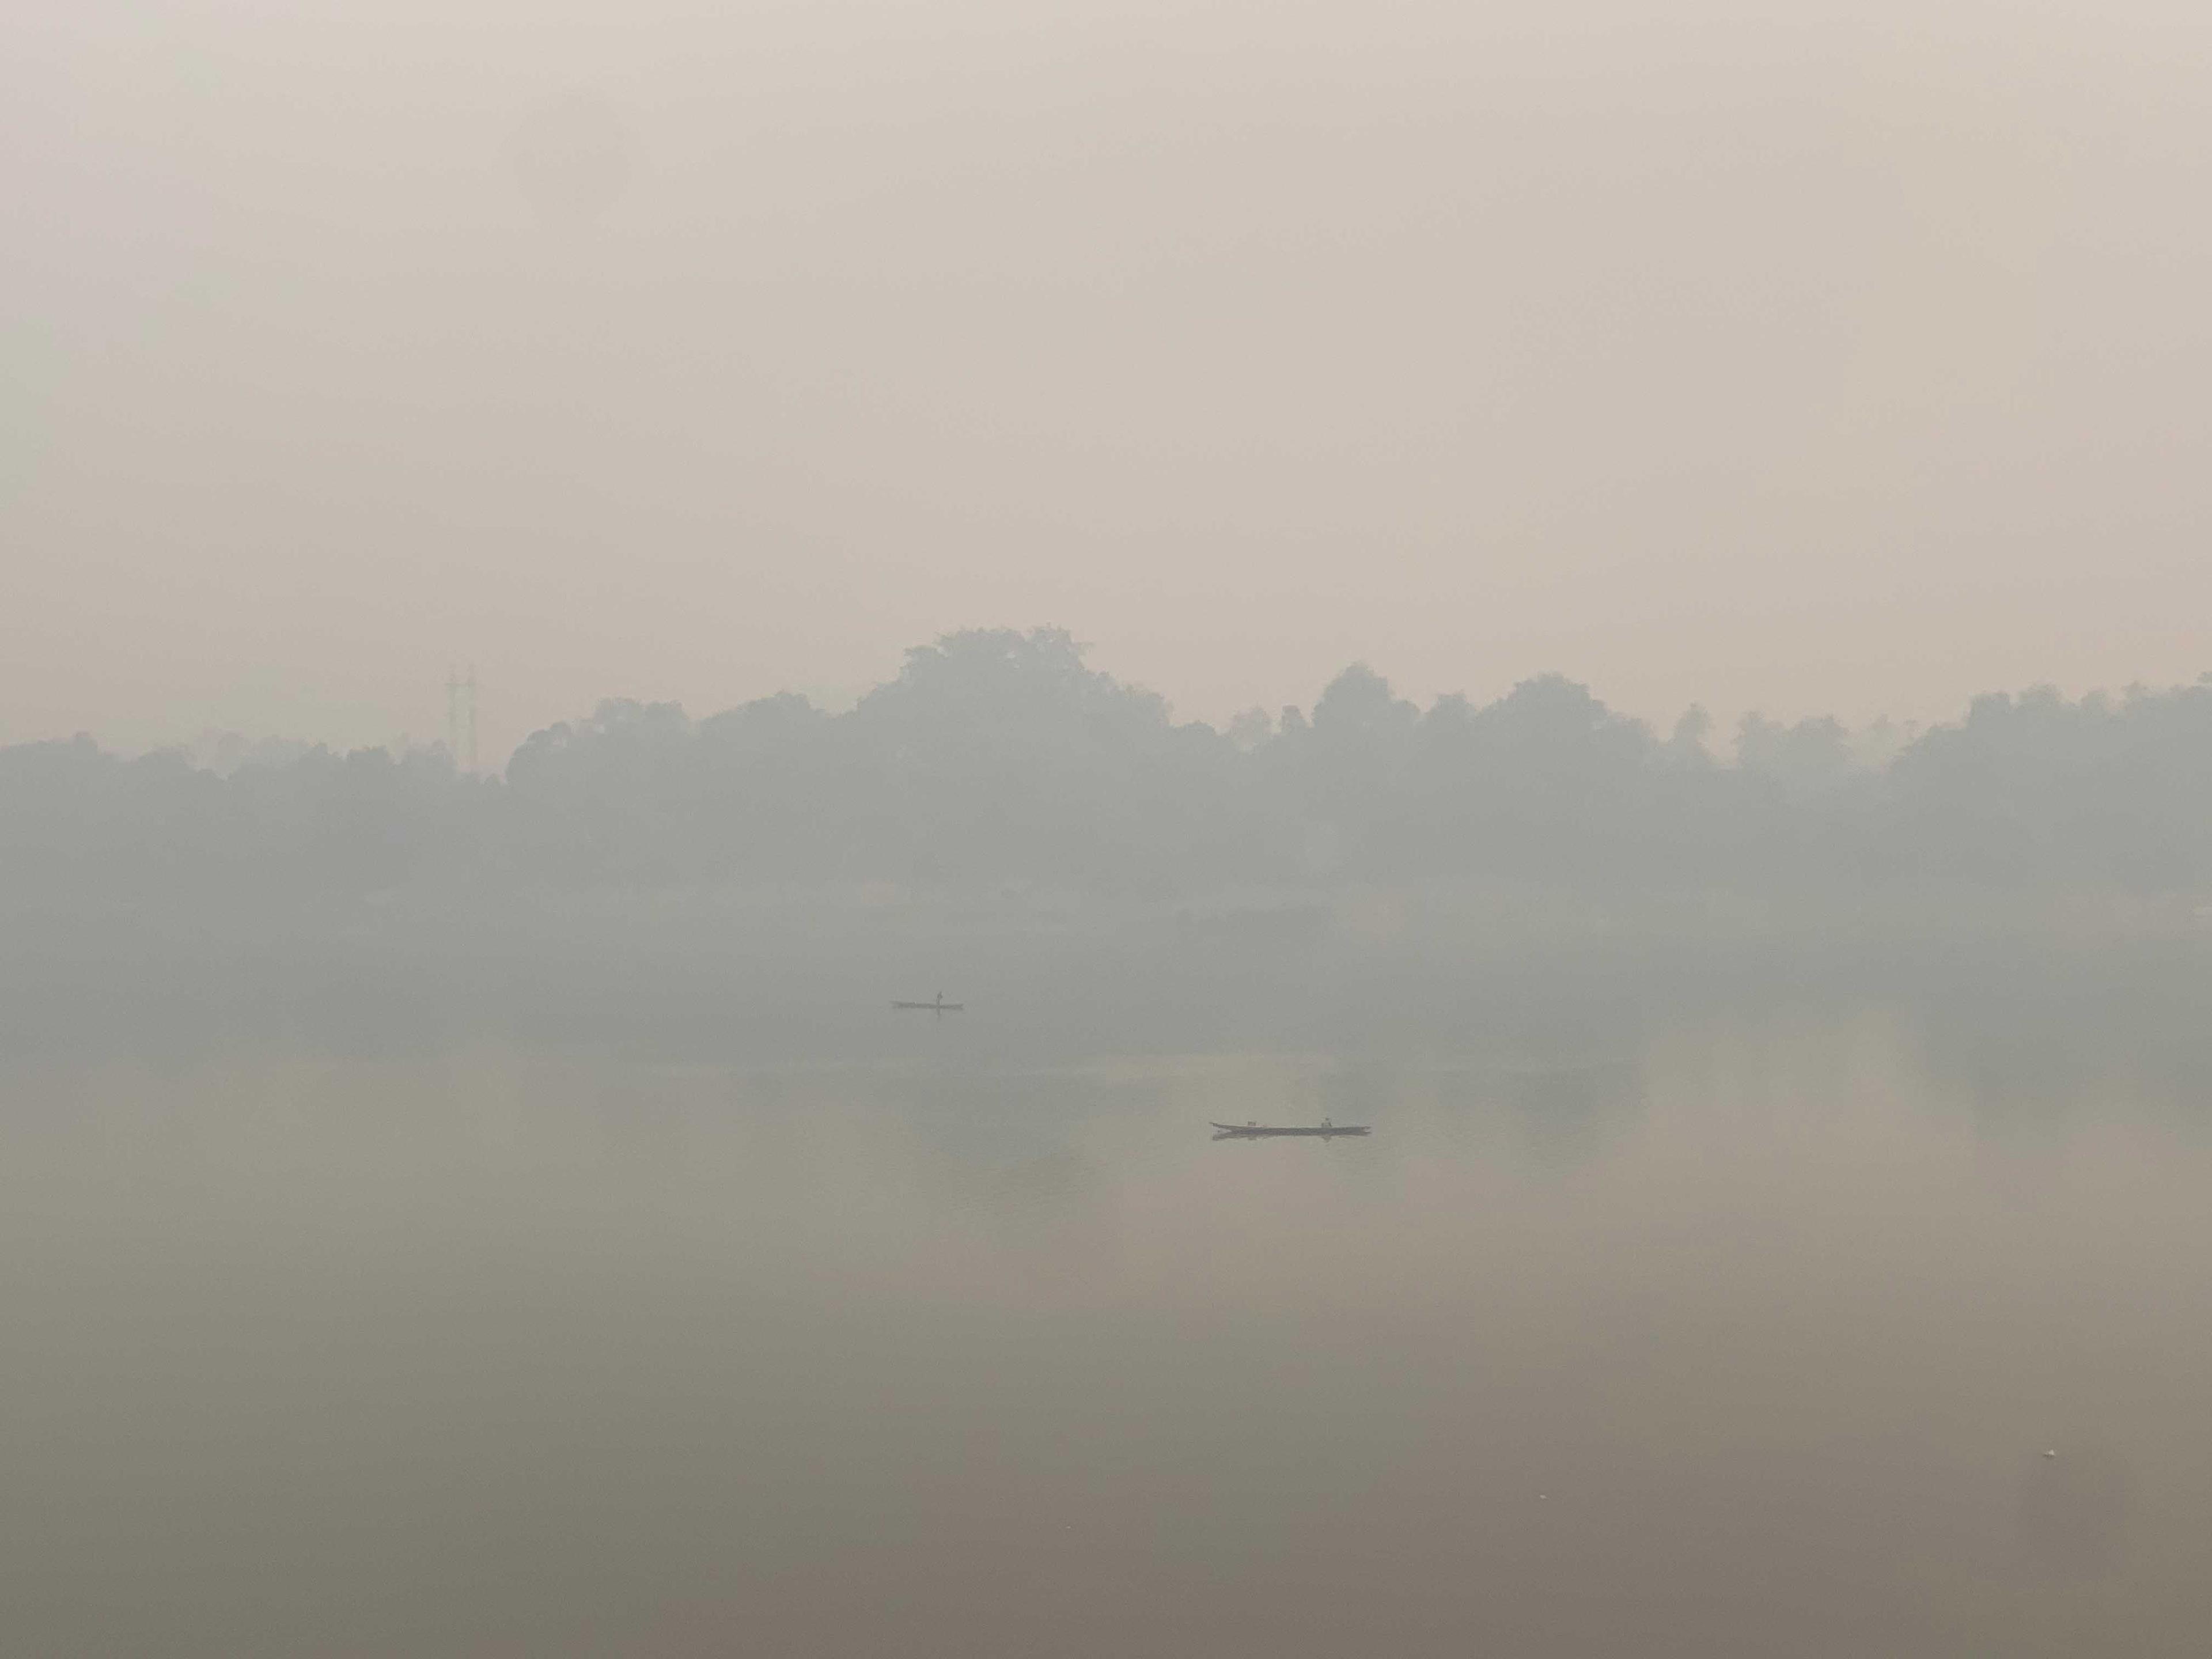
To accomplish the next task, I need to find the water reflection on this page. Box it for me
[3,982,2212,1656]
[1495,1058,1642,1172]
[2019,1438,2133,1576]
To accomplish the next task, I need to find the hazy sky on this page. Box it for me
[9,0,2212,761]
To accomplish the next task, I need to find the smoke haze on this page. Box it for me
[10,0,2212,755]
[13,9,2212,1656]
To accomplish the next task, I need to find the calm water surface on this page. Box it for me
[4,1006,2210,1656]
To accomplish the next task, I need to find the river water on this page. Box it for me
[4,996,2210,1656]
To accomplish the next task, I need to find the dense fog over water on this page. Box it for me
[14,0,2212,1651]
[6,989,2212,1657]
[10,641,2212,1655]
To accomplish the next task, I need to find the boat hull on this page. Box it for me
[1210,1123,1369,1137]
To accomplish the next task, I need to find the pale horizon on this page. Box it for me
[29,636,2212,775]
[12,0,2212,758]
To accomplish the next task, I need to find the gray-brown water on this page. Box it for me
[6,1006,2210,1656]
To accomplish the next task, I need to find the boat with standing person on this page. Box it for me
[892,991,964,1013]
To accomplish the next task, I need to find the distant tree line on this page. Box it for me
[7,628,2212,902]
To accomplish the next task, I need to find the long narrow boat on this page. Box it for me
[1210,1120,1369,1138]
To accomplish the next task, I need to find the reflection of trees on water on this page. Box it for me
[1496,1061,1643,1172]
[879,1070,1123,1290]
[1401,1051,1643,1175]
[1898,944,2212,1132]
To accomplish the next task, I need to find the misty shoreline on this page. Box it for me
[12,632,2212,908]
[12,628,2212,1070]
[7,880,2208,1081]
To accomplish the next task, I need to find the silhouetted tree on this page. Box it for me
[9,634,2212,909]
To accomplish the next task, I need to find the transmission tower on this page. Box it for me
[446,666,461,766]
[466,665,479,776]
